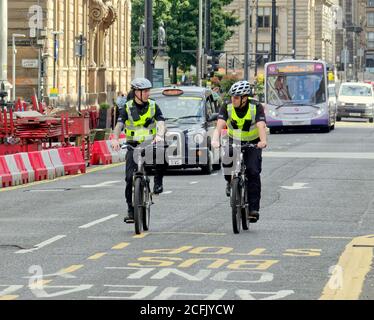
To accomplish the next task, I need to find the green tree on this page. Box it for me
[131,0,240,84]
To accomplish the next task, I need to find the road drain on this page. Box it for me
[0,245,28,250]
[24,188,72,192]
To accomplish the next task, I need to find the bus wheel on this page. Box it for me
[269,128,278,134]
[369,118,373,123]
[336,117,341,122]
[321,126,331,133]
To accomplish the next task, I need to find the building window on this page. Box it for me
[368,12,374,27]
[367,32,374,49]
[366,54,374,68]
[368,0,374,8]
[257,7,278,28]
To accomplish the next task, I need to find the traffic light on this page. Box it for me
[211,53,220,72]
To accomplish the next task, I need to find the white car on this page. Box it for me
[337,82,374,123]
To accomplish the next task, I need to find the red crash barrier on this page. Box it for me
[27,151,49,181]
[57,147,86,175]
[0,156,12,188]
[90,141,113,165]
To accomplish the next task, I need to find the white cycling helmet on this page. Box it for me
[131,78,153,90]
[229,81,252,97]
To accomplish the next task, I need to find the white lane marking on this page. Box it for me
[78,215,119,229]
[190,181,199,185]
[162,191,173,195]
[15,235,66,254]
[281,183,310,190]
[264,152,374,160]
[81,181,121,188]
[27,189,67,192]
[212,173,218,176]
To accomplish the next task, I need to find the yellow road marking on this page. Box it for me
[0,163,124,193]
[320,234,374,300]
[59,265,84,274]
[0,295,18,300]
[311,236,353,240]
[149,232,227,236]
[88,253,107,260]
[112,242,130,250]
[29,279,53,289]
[133,233,149,239]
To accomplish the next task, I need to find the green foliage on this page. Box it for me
[99,103,111,110]
[220,74,240,100]
[131,0,240,81]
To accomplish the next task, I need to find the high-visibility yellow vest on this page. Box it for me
[227,103,260,141]
[125,100,157,143]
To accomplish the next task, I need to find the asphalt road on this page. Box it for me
[1,121,374,301]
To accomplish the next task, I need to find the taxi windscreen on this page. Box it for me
[152,96,204,121]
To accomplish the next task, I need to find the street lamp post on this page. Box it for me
[144,0,153,83]
[293,0,296,59]
[51,31,63,90]
[271,0,277,62]
[12,34,26,102]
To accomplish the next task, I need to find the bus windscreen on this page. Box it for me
[266,73,326,106]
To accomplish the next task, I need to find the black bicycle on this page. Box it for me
[229,143,258,234]
[122,143,165,235]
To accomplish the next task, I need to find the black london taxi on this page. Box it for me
[148,86,221,174]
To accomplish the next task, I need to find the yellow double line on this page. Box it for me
[320,234,374,300]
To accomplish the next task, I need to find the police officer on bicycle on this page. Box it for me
[111,78,166,223]
[212,80,267,222]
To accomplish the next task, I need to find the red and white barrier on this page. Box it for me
[48,149,66,177]
[4,154,25,186]
[57,147,86,175]
[91,141,113,165]
[0,157,12,188]
[14,153,35,183]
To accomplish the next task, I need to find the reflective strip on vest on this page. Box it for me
[125,100,157,142]
[227,103,260,141]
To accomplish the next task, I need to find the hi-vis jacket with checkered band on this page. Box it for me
[124,100,157,143]
[226,103,260,141]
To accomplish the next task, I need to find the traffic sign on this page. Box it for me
[22,59,39,69]
[49,88,59,99]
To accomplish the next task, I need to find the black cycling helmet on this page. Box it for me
[131,78,153,90]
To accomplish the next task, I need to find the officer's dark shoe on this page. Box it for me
[124,206,135,224]
[153,184,164,195]
[248,211,260,223]
[226,182,231,197]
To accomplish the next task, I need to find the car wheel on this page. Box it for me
[369,118,374,123]
[336,116,341,121]
[201,150,213,175]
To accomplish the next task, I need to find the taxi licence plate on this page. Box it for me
[169,159,183,166]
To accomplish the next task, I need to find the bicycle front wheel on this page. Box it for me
[231,178,242,234]
[133,177,144,235]
[142,180,151,231]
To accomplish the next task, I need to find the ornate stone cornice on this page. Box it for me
[89,0,117,31]
[90,0,109,23]
[103,1,118,32]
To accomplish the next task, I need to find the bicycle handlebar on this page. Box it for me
[121,143,169,150]
[231,143,258,149]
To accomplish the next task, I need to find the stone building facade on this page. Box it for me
[223,0,338,79]
[7,0,132,107]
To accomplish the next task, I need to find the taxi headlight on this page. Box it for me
[193,133,205,144]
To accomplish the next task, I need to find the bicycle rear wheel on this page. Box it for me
[231,178,241,234]
[242,186,249,230]
[142,179,151,231]
[133,177,144,235]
